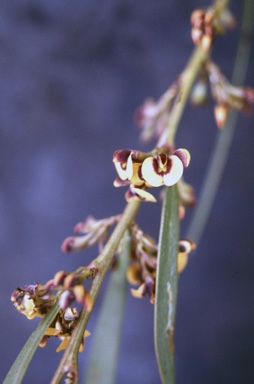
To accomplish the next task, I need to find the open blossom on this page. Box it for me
[141,149,190,187]
[113,149,156,202]
[113,148,190,202]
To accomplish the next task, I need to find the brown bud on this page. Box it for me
[73,285,86,305]
[44,279,55,290]
[64,273,77,289]
[39,336,49,348]
[84,292,93,312]
[53,270,68,287]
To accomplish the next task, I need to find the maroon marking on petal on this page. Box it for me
[138,165,145,181]
[157,153,168,166]
[152,157,160,174]
[179,244,187,253]
[163,156,172,175]
[173,149,189,167]
[113,149,132,163]
[154,153,172,175]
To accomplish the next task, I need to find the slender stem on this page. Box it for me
[157,45,208,147]
[50,200,140,384]
[186,0,254,244]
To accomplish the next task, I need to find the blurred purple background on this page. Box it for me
[1,1,254,383]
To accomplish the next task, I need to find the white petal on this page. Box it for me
[141,157,163,187]
[126,153,134,179]
[132,187,157,202]
[114,162,128,180]
[163,155,183,186]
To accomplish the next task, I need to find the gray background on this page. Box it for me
[1,0,254,383]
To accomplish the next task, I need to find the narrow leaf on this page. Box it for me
[84,230,130,384]
[154,185,179,384]
[4,301,60,384]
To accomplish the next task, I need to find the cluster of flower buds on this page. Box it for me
[126,225,196,303]
[191,61,254,129]
[40,307,90,353]
[61,214,121,253]
[11,266,96,351]
[113,147,190,203]
[127,224,158,303]
[191,7,235,52]
[135,82,180,144]
[44,267,96,311]
[206,61,254,128]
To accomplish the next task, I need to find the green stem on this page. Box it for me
[50,200,140,384]
[187,0,254,244]
[158,45,208,147]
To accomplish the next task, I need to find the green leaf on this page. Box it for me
[154,185,179,384]
[4,301,60,384]
[84,230,131,384]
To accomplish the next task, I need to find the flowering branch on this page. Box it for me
[6,0,254,383]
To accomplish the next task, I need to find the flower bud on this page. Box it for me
[59,290,74,310]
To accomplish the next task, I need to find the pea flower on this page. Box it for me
[113,149,157,202]
[141,149,190,187]
[113,148,191,202]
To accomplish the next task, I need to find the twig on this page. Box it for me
[50,200,140,383]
